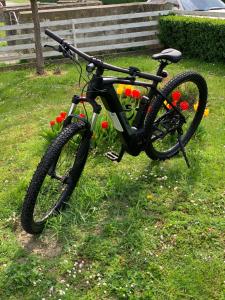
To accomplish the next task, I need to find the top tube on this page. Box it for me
[45,29,163,83]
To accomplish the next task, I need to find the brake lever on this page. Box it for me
[44,44,74,59]
[44,44,62,52]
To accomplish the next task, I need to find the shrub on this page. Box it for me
[159,15,225,61]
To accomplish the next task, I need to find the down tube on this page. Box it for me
[100,84,141,155]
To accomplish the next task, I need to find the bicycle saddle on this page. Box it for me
[152,48,182,63]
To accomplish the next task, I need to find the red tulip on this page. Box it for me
[60,111,67,119]
[132,89,141,99]
[79,113,86,118]
[172,90,181,102]
[101,121,109,129]
[180,101,189,111]
[50,120,55,126]
[125,88,132,97]
[56,116,64,123]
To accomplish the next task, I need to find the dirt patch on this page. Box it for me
[16,225,62,258]
[26,70,67,79]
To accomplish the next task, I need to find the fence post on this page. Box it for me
[72,19,78,61]
[30,0,44,75]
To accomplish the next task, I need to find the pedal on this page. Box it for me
[105,151,119,161]
[105,147,125,162]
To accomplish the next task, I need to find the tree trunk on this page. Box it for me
[30,0,44,75]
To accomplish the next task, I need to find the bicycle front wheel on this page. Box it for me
[145,71,208,160]
[21,122,91,234]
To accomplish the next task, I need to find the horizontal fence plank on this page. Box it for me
[0,31,69,43]
[43,39,159,56]
[0,50,66,61]
[0,53,34,61]
[0,51,58,61]
[69,10,170,24]
[0,22,34,31]
[0,43,34,52]
[0,32,34,42]
[79,39,159,52]
[0,20,71,31]
[75,21,158,34]
[76,30,158,44]
[43,30,158,45]
[176,10,225,18]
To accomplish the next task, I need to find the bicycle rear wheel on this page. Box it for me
[145,71,208,160]
[21,122,91,234]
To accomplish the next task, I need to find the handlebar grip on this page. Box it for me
[45,29,64,44]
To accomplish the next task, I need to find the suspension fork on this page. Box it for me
[48,95,100,179]
[65,95,102,130]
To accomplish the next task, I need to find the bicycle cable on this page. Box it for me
[68,52,91,121]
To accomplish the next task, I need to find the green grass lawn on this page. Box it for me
[0,56,224,299]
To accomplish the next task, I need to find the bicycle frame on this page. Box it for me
[67,71,163,157]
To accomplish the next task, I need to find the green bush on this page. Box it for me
[102,0,143,4]
[159,15,225,61]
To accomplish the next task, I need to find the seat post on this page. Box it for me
[156,60,168,77]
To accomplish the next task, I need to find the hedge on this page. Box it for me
[159,15,225,61]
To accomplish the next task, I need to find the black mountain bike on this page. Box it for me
[21,29,208,234]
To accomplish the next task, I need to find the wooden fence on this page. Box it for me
[0,9,170,63]
[175,10,225,18]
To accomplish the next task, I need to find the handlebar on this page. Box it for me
[45,29,63,44]
[45,29,163,83]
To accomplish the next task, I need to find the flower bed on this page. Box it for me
[41,85,144,149]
